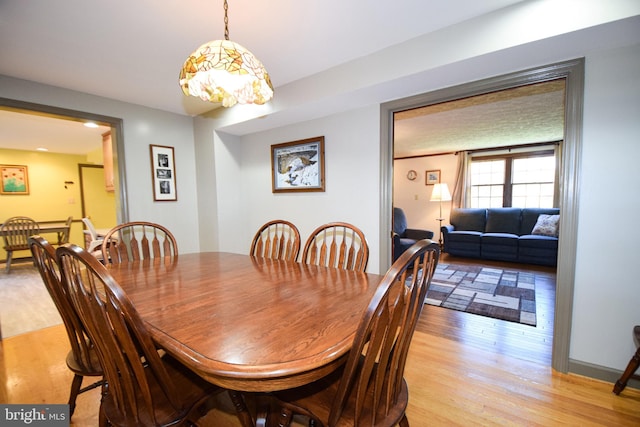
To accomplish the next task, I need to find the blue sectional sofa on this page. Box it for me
[441,207,560,266]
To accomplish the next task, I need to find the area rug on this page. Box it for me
[425,263,537,326]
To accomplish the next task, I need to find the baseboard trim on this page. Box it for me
[569,359,639,391]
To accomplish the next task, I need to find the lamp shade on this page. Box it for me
[179,39,274,107]
[430,183,452,202]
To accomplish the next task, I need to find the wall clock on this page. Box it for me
[406,170,417,181]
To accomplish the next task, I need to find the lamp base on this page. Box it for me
[436,218,445,250]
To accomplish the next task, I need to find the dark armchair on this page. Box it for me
[392,207,434,261]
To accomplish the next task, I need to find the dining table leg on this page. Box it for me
[255,402,293,427]
[228,390,255,427]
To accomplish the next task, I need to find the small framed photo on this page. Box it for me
[425,169,440,185]
[1,165,29,195]
[149,145,177,201]
[271,136,325,193]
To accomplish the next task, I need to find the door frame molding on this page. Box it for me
[78,163,104,219]
[380,58,584,373]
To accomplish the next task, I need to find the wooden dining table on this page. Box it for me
[0,220,70,243]
[107,252,383,393]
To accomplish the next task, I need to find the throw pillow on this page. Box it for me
[531,214,560,237]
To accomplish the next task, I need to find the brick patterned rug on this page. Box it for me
[426,263,537,326]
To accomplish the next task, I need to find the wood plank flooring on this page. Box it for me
[1,255,639,426]
[417,254,556,366]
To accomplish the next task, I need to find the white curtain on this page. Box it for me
[554,142,562,208]
[452,151,470,209]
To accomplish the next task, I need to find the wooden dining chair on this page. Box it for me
[250,220,301,261]
[301,222,369,272]
[259,239,440,427]
[101,221,177,264]
[55,216,73,245]
[56,243,236,427]
[28,236,103,416]
[1,216,39,273]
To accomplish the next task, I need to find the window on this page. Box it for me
[469,149,556,208]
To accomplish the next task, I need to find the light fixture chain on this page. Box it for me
[223,0,229,40]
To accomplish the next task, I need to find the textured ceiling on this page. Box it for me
[393,80,566,158]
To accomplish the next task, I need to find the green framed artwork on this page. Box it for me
[1,165,29,195]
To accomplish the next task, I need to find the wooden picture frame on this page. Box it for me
[1,164,29,195]
[425,169,440,185]
[149,145,177,201]
[271,136,325,193]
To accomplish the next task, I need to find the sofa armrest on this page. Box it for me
[442,225,454,235]
[404,228,434,240]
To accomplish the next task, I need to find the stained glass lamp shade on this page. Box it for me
[179,39,273,108]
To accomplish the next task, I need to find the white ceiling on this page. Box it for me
[0,0,524,116]
[0,0,536,156]
[8,1,628,156]
[0,110,111,155]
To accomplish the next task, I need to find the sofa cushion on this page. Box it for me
[444,231,482,258]
[519,234,559,249]
[447,230,483,243]
[521,208,560,235]
[481,233,519,261]
[482,233,520,245]
[531,214,560,237]
[518,235,558,266]
[393,207,408,235]
[450,208,486,232]
[486,208,521,234]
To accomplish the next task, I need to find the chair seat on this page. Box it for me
[65,348,103,377]
[3,244,29,251]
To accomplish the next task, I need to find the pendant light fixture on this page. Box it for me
[179,0,273,107]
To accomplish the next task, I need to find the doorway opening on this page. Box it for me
[0,98,128,337]
[380,58,584,373]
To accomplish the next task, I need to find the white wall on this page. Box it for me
[196,106,382,273]
[571,43,640,370]
[0,76,202,254]
[394,154,458,239]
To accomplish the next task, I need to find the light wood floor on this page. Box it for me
[1,256,639,426]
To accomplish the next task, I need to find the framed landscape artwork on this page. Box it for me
[271,136,325,193]
[426,169,440,185]
[0,165,29,195]
[149,145,177,201]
